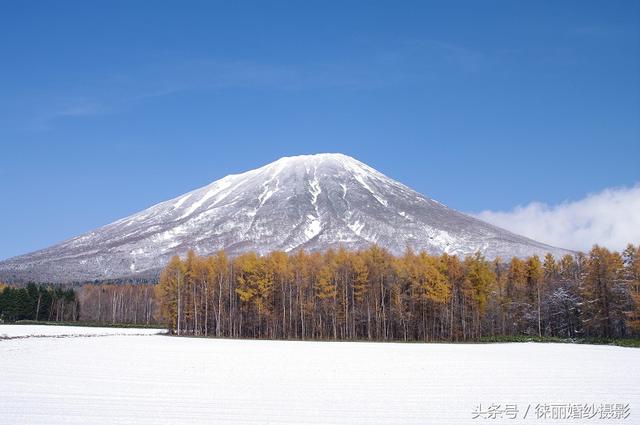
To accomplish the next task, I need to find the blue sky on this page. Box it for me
[1,1,639,259]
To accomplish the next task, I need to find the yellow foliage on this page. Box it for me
[153,242,640,340]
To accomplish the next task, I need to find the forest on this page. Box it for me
[0,283,78,322]
[154,244,640,341]
[77,284,157,325]
[2,244,639,343]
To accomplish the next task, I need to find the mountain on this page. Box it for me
[0,153,571,283]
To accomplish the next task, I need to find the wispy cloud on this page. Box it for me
[25,38,487,130]
[38,97,108,119]
[27,59,385,130]
[472,184,640,252]
[568,25,633,39]
[407,38,487,73]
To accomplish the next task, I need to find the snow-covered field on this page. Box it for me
[0,324,164,338]
[0,325,637,424]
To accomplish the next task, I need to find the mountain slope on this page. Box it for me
[0,153,571,282]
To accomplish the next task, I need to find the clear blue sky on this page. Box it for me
[1,1,639,260]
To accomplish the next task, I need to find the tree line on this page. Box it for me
[2,243,638,342]
[77,284,157,325]
[155,244,640,341]
[0,282,158,325]
[0,282,78,322]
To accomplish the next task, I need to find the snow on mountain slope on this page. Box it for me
[0,153,571,282]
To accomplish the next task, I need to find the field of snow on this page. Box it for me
[0,324,164,338]
[0,325,638,424]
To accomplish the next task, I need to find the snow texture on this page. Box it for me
[0,325,637,424]
[0,153,571,282]
[0,325,163,339]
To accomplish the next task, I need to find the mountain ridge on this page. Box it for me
[0,153,572,283]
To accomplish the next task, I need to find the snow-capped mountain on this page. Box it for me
[0,153,571,282]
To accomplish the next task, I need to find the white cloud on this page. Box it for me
[472,184,640,252]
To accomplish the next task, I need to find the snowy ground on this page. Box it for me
[0,325,638,424]
[0,324,164,338]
